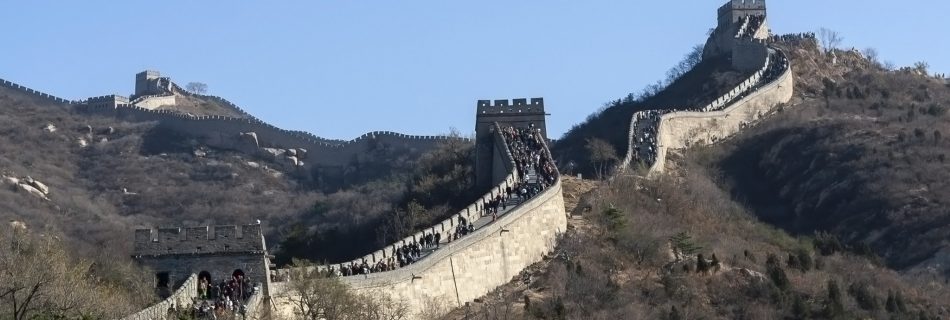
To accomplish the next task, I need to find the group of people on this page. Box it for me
[191,274,255,319]
[501,125,558,188]
[630,110,663,167]
[770,32,816,46]
[736,15,765,40]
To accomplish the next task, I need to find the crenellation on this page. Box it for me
[214,225,237,240]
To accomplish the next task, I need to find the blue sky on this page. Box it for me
[2,1,946,140]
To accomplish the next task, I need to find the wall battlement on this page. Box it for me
[133,224,265,257]
[476,97,545,115]
[0,78,76,105]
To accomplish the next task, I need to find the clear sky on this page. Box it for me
[2,1,946,140]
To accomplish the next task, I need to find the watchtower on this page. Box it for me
[717,0,767,29]
[132,224,273,297]
[134,70,163,98]
[474,98,547,189]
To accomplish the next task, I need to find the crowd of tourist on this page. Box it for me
[190,273,256,319]
[311,124,558,278]
[736,15,766,40]
[629,110,663,167]
[770,32,816,46]
[623,46,790,170]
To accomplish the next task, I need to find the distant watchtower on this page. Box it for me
[717,0,767,29]
[474,98,547,189]
[133,224,273,297]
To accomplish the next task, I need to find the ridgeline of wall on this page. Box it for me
[652,54,793,173]
[0,78,76,105]
[3,74,464,171]
[76,102,467,169]
[617,47,793,175]
[121,274,198,320]
[270,127,566,319]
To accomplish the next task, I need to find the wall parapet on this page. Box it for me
[121,274,198,320]
[616,46,792,176]
[0,77,76,105]
[134,224,265,257]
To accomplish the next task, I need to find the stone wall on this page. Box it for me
[134,224,265,256]
[269,126,564,319]
[272,125,521,277]
[0,78,76,105]
[651,54,793,173]
[271,179,565,319]
[75,103,466,169]
[121,274,198,320]
[132,94,177,110]
[733,39,769,72]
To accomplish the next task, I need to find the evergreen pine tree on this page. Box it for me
[710,253,720,272]
[824,280,844,318]
[886,290,898,313]
[669,305,682,320]
[895,290,908,313]
[791,294,810,320]
[696,253,709,273]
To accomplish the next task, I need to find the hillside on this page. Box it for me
[700,41,950,277]
[446,171,950,319]
[447,37,950,320]
[0,84,476,266]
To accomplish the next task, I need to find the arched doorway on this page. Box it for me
[197,271,212,299]
[232,269,245,279]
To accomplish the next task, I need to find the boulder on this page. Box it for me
[77,138,88,148]
[2,176,19,186]
[9,220,27,230]
[240,132,260,148]
[262,148,284,158]
[17,183,49,200]
[194,149,207,158]
[97,126,115,135]
[286,148,297,157]
[24,177,49,195]
[42,123,57,132]
[285,156,299,167]
[246,161,261,169]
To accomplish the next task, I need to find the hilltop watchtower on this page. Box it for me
[133,224,273,297]
[474,98,547,189]
[717,0,767,29]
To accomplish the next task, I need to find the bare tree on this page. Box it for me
[185,82,208,95]
[817,28,843,53]
[285,261,409,320]
[862,47,880,66]
[913,61,930,75]
[586,138,618,179]
[0,228,150,319]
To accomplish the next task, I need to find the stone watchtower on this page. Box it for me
[133,224,273,297]
[705,0,771,71]
[716,0,767,29]
[134,70,168,98]
[474,98,547,189]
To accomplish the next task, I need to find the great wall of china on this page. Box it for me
[0,1,798,318]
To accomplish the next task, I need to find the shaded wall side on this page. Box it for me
[121,274,198,320]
